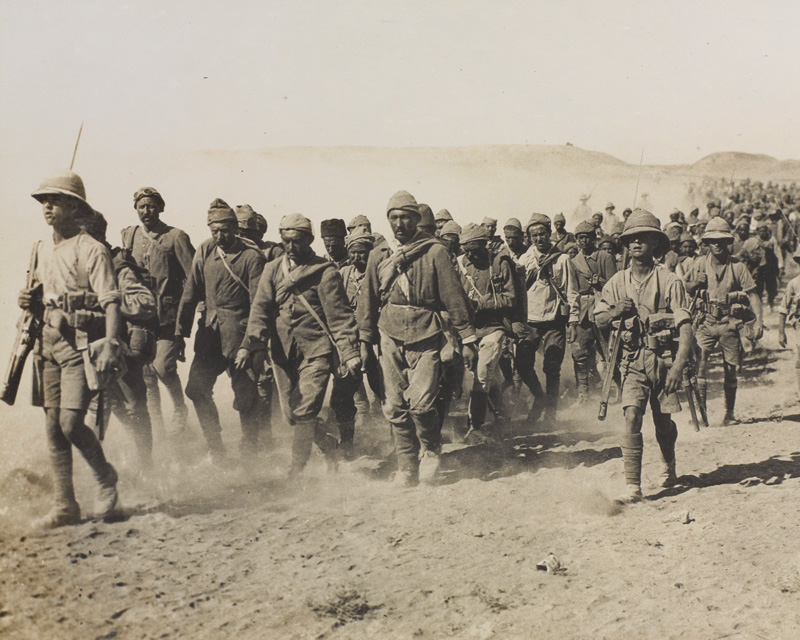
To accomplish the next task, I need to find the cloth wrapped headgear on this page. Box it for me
[207,198,237,225]
[460,223,490,245]
[279,213,314,237]
[345,228,375,249]
[386,190,419,216]
[347,214,371,231]
[503,218,523,235]
[236,204,259,230]
[133,186,165,210]
[435,209,453,222]
[526,212,552,232]
[418,204,435,229]
[553,212,566,224]
[481,217,498,227]
[574,221,595,236]
[440,221,462,236]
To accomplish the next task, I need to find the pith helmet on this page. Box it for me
[32,169,92,213]
[618,209,670,254]
[701,217,734,242]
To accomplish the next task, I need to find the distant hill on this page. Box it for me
[688,152,800,181]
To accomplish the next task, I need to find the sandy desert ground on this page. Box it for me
[1,297,799,640]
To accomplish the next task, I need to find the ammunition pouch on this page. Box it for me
[617,316,643,350]
[726,292,755,322]
[706,300,729,321]
[644,312,678,356]
[44,293,106,347]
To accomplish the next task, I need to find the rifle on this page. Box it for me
[1,243,43,405]
[597,314,624,421]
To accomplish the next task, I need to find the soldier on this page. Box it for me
[573,194,592,223]
[357,191,478,486]
[742,220,783,310]
[236,204,284,262]
[122,187,194,437]
[552,213,575,252]
[591,212,605,241]
[440,221,463,260]
[417,204,437,235]
[238,214,360,478]
[347,214,392,262]
[622,207,633,222]
[604,203,620,230]
[675,232,699,283]
[455,224,517,441]
[731,217,751,258]
[564,241,580,259]
[336,229,377,457]
[177,199,266,463]
[662,226,682,272]
[517,213,579,424]
[503,218,527,261]
[320,219,349,268]
[434,209,454,234]
[594,210,694,504]
[683,218,763,424]
[84,212,158,472]
[20,170,122,528]
[777,247,800,395]
[570,221,617,403]
[481,217,506,256]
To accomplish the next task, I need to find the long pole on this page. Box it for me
[69,122,84,170]
[632,148,644,209]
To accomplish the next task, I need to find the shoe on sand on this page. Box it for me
[418,450,441,486]
[659,460,678,488]
[32,502,81,530]
[95,465,119,519]
[614,484,643,505]
[392,470,418,488]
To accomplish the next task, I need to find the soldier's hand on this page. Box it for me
[251,350,266,375]
[538,253,557,270]
[612,298,636,319]
[753,320,764,341]
[463,343,478,370]
[359,342,372,372]
[696,272,708,287]
[567,322,578,343]
[175,336,186,362]
[95,339,122,375]
[234,348,250,371]
[18,287,36,310]
[345,357,362,378]
[778,329,787,348]
[664,365,682,394]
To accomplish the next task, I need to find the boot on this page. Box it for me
[392,469,418,488]
[418,449,441,486]
[315,430,340,473]
[616,433,643,504]
[659,459,678,488]
[337,420,356,461]
[722,383,737,425]
[34,447,81,529]
[94,464,119,519]
[696,377,708,416]
[289,419,317,477]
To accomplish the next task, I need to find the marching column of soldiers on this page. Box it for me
[7,169,800,528]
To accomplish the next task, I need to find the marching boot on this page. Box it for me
[722,382,737,425]
[289,419,317,478]
[33,447,80,530]
[655,420,679,488]
[67,421,119,518]
[465,389,489,444]
[615,433,644,504]
[418,450,441,486]
[314,421,340,473]
[337,420,356,461]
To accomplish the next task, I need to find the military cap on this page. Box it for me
[440,221,462,236]
[526,212,551,232]
[207,198,237,225]
[481,217,498,227]
[605,202,615,210]
[679,232,697,245]
[574,221,595,236]
[320,218,347,238]
[254,213,268,235]
[386,190,419,216]
[345,228,375,249]
[618,209,669,254]
[733,216,751,229]
[347,215,371,231]
[435,209,453,222]
[666,226,682,241]
[418,204,435,229]
[598,235,617,250]
[503,218,523,235]
[279,213,314,237]
[563,241,580,255]
[460,223,490,245]
[701,217,734,242]
[32,170,92,213]
[553,212,566,224]
[235,204,259,230]
[609,221,625,235]
[133,186,165,210]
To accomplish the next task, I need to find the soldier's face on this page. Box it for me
[576,233,594,253]
[679,241,695,256]
[625,232,658,260]
[567,246,579,258]
[281,230,313,261]
[40,194,79,229]
[599,242,615,254]
[482,223,497,237]
[528,225,551,252]
[504,231,524,252]
[210,221,238,250]
[553,221,565,233]
[136,196,162,229]
[388,210,419,244]
[322,236,347,260]
[758,227,770,240]
[348,244,371,269]
[706,239,728,257]
[442,234,460,254]
[592,214,603,227]
[435,219,447,231]
[463,240,488,263]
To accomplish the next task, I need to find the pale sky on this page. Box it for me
[1,0,799,169]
